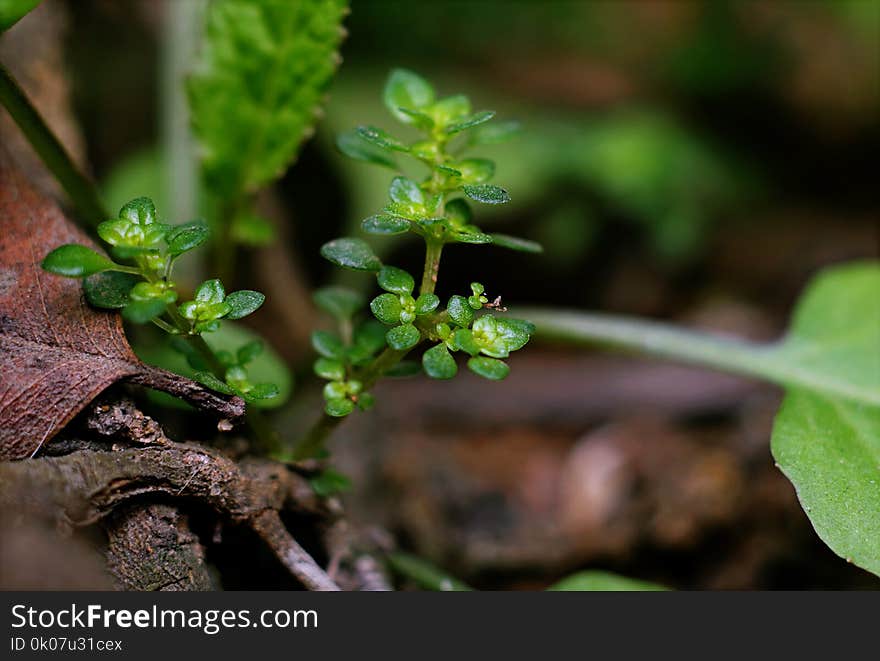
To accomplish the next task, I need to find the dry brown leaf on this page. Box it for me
[0,159,243,460]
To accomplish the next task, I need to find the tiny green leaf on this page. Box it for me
[445,110,495,134]
[445,198,472,226]
[0,0,41,32]
[386,323,421,350]
[371,293,403,325]
[462,184,510,205]
[311,330,344,359]
[453,328,480,356]
[195,279,225,304]
[454,159,495,184]
[453,230,493,245]
[237,340,263,365]
[355,125,409,152]
[309,468,352,497]
[548,571,668,592]
[167,221,210,256]
[83,271,139,309]
[193,371,236,395]
[467,119,522,145]
[429,94,471,126]
[313,286,364,321]
[336,129,397,169]
[467,356,510,380]
[362,214,411,235]
[245,383,280,401]
[490,233,543,253]
[320,238,382,272]
[325,397,355,417]
[118,196,157,225]
[314,357,345,381]
[423,343,457,379]
[447,295,475,327]
[225,290,265,320]
[415,293,440,315]
[389,176,424,205]
[122,298,167,324]
[377,265,415,295]
[384,68,435,124]
[42,245,117,278]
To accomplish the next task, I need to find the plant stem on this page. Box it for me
[0,63,108,224]
[286,346,411,461]
[420,239,443,295]
[386,551,473,591]
[520,307,875,405]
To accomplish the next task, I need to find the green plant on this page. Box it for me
[295,69,541,456]
[41,196,277,404]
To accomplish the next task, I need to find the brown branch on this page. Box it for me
[0,441,339,590]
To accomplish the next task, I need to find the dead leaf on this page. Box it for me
[0,159,243,461]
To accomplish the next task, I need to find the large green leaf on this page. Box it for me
[524,261,880,576]
[189,0,348,195]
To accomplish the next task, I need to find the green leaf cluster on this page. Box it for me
[337,69,541,253]
[188,338,278,403]
[311,286,384,417]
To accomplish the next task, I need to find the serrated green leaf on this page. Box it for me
[336,129,397,169]
[167,221,210,256]
[423,344,457,379]
[314,357,345,381]
[355,125,409,152]
[389,176,424,205]
[189,0,348,194]
[371,293,403,324]
[467,356,509,380]
[447,295,475,327]
[490,233,543,253]
[362,214,411,235]
[41,245,117,278]
[325,397,355,417]
[311,329,344,358]
[320,238,382,272]
[225,290,265,320]
[462,184,510,205]
[195,279,225,304]
[548,571,668,591]
[445,110,495,134]
[386,323,420,350]
[83,271,139,309]
[415,293,440,315]
[384,68,435,124]
[377,265,414,295]
[313,286,364,321]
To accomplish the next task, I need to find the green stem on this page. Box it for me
[0,63,108,223]
[287,346,411,461]
[386,552,473,591]
[520,307,867,402]
[420,240,443,295]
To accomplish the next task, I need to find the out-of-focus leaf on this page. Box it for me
[189,0,348,195]
[490,233,543,253]
[548,571,668,591]
[0,0,41,32]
